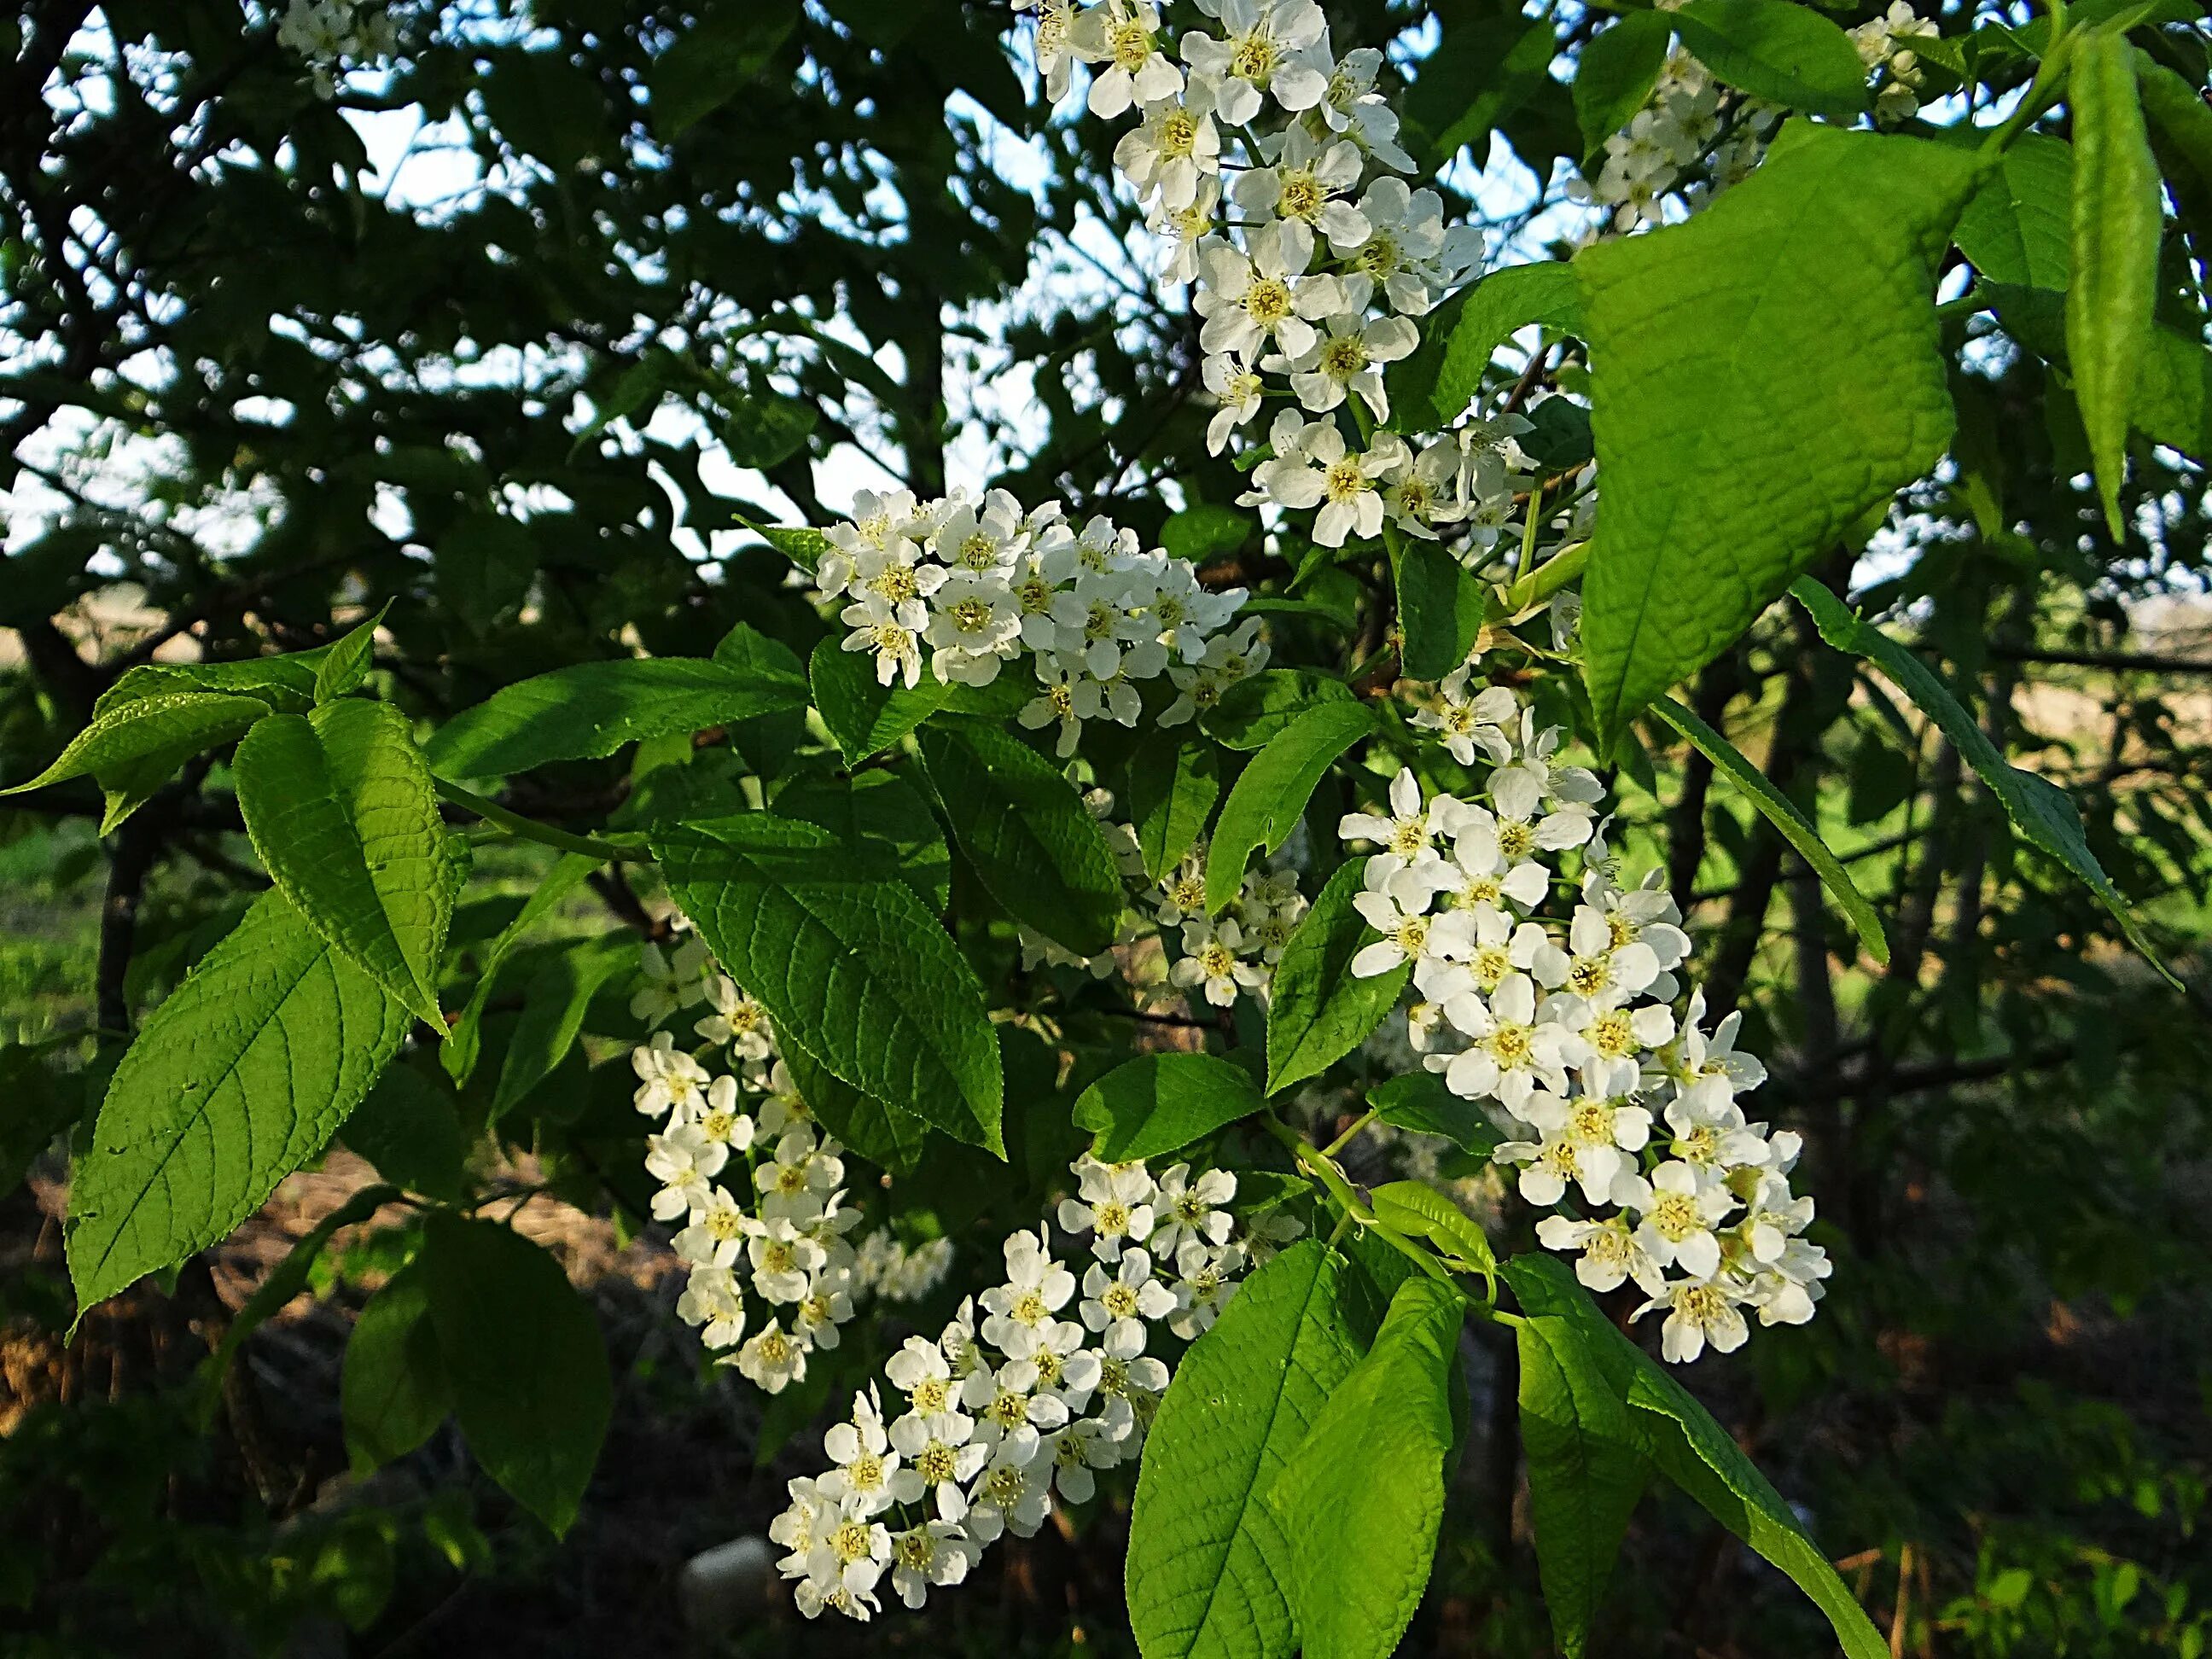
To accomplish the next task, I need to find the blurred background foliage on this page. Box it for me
[2,0,2209,1654]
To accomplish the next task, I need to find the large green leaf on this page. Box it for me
[67,891,411,1313]
[1127,733,1224,882]
[93,651,327,718]
[0,691,268,811]
[1648,694,1889,964]
[917,722,1124,955]
[2068,30,2164,535]
[424,657,808,778]
[1394,539,1486,683]
[1264,1277,1464,1659]
[1953,133,2073,289]
[1577,125,1985,741]
[1073,1052,1263,1161]
[808,634,952,762]
[775,767,953,911]
[1574,10,1673,157]
[1392,263,1581,430]
[1126,1241,1376,1659]
[422,1214,613,1538]
[1792,579,2177,987]
[1265,861,1412,1096]
[344,1063,467,1202]
[1670,0,1871,118]
[652,814,1005,1152]
[343,1257,453,1474]
[233,699,463,1027]
[779,1032,929,1173]
[1205,701,1378,911]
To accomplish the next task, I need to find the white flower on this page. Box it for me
[644,1122,728,1221]
[965,1447,1053,1543]
[1242,410,1392,547]
[1046,1416,1122,1504]
[1151,1163,1237,1257]
[1414,669,1518,765]
[839,608,924,690]
[821,1392,904,1518]
[890,1410,987,1516]
[926,569,1022,684]
[1495,1088,1650,1207]
[1534,1214,1659,1295]
[1058,1160,1159,1261]
[735,1319,809,1394]
[1168,1237,1245,1338]
[1113,77,1223,210]
[1234,123,1369,249]
[1171,915,1267,1006]
[1617,1160,1738,1281]
[755,1126,844,1226]
[1196,220,1339,364]
[1271,311,1418,420]
[1445,807,1554,917]
[1020,0,1082,102]
[962,1356,1071,1453]
[1019,660,1103,758]
[1181,0,1330,124]
[1491,713,1606,825]
[672,1186,751,1268]
[979,1230,1079,1359]
[1529,907,1663,1010]
[889,1520,976,1610]
[694,975,774,1058]
[1152,175,1223,287]
[1080,1248,1177,1348]
[631,1031,711,1119]
[1069,0,1185,117]
[747,1217,828,1304]
[632,935,711,1026]
[1638,1274,1754,1365]
[1342,178,1479,314]
[887,1335,960,1417]
[676,1264,748,1349]
[1339,766,1467,864]
[1437,974,1572,1112]
[691,1073,758,1154]
[1350,854,1471,983]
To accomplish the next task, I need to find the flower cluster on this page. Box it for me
[1850,0,1940,123]
[813,487,1263,757]
[770,1152,1276,1620]
[1569,47,1777,233]
[1347,678,1831,1363]
[276,0,398,96]
[1155,850,1307,1008]
[629,934,931,1389]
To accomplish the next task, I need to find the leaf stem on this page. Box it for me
[433,778,648,864]
[1260,1112,1452,1284]
[1321,1106,1377,1158]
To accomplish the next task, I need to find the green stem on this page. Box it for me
[433,778,647,864]
[1498,539,1588,618]
[1982,3,2077,158]
[1260,1113,1452,1284]
[1322,1106,1377,1159]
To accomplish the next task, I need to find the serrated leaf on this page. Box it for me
[344,1257,453,1475]
[1367,1180,1496,1289]
[1649,694,1888,964]
[1394,538,1486,682]
[1393,263,1581,430]
[1792,579,2178,987]
[809,635,952,762]
[1206,701,1377,911]
[67,891,411,1313]
[492,935,637,1120]
[422,1214,612,1538]
[776,767,953,912]
[1126,1240,1375,1659]
[1367,1071,1502,1155]
[1577,124,1985,741]
[1266,861,1412,1095]
[233,699,463,1027]
[1953,132,2073,288]
[1127,733,1223,882]
[425,657,808,779]
[1671,0,1871,117]
[93,653,326,718]
[314,602,388,703]
[1203,668,1359,751]
[751,522,830,572]
[2068,30,2163,535]
[1,691,267,802]
[443,853,602,1086]
[779,1033,928,1173]
[1072,1053,1263,1162]
[918,722,1124,955]
[652,814,1004,1153]
[1265,1277,1464,1659]
[1575,10,1674,157]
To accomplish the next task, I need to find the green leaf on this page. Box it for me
[1161,504,1252,563]
[422,1213,613,1538]
[1393,263,1581,430]
[492,936,637,1120]
[1126,1240,1375,1659]
[648,0,800,136]
[200,1182,402,1421]
[1983,281,2212,463]
[776,768,953,912]
[1265,1277,1464,1659]
[93,652,326,719]
[1394,539,1486,682]
[313,602,388,703]
[443,853,602,1086]
[233,700,463,1027]
[67,890,411,1313]
[720,388,817,469]
[1265,861,1412,1096]
[344,1063,467,1202]
[1575,10,1674,158]
[808,634,952,762]
[779,1033,928,1173]
[1498,1256,1650,1659]
[1366,1180,1497,1289]
[2068,29,2164,535]
[917,722,1125,956]
[1791,579,2178,987]
[425,657,808,779]
[1670,0,1871,118]
[1366,1071,1502,1155]
[1577,125,1985,741]
[1203,668,1359,751]
[1,691,267,809]
[652,814,1005,1153]
[1205,701,1378,911]
[1953,133,2074,289]
[1127,733,1224,882]
[1072,1053,1264,1162]
[344,1258,454,1475]
[1648,694,1889,965]
[749,521,830,573]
